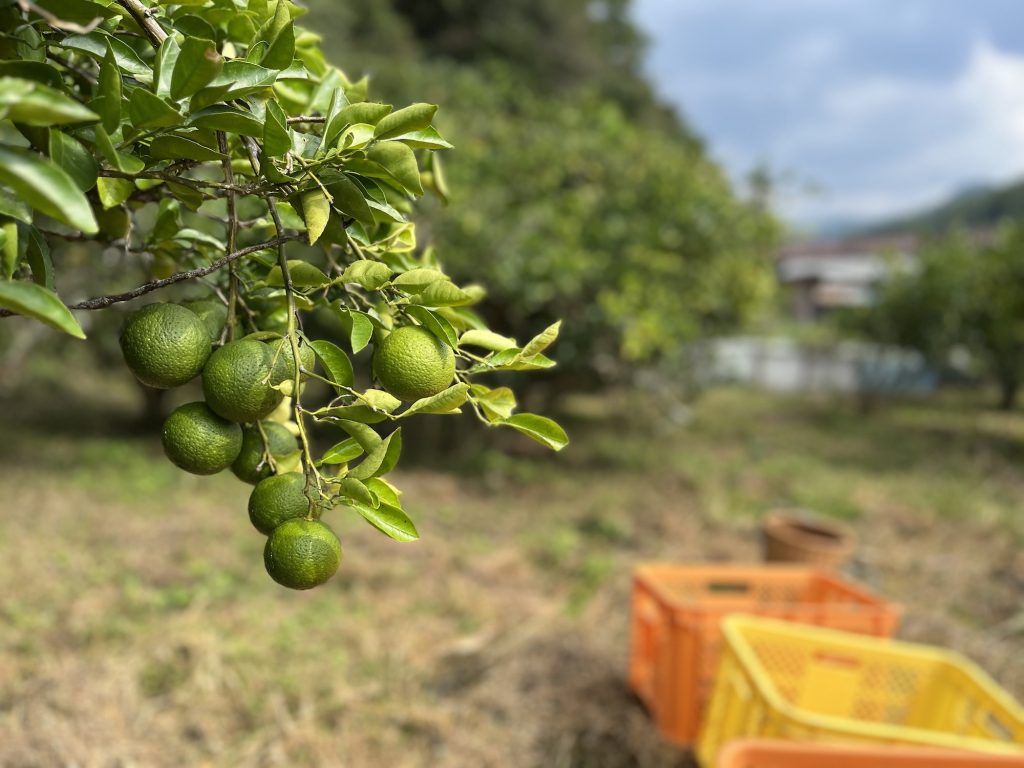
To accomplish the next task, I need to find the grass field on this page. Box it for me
[0,369,1022,767]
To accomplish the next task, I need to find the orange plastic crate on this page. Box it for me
[628,564,901,746]
[719,740,1024,767]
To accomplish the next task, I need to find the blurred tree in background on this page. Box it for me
[303,0,779,389]
[855,227,1024,409]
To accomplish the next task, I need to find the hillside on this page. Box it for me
[867,179,1024,235]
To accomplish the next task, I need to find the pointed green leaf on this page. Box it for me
[351,501,418,542]
[348,427,400,480]
[459,329,517,352]
[521,321,561,358]
[341,259,391,290]
[0,77,97,125]
[411,279,474,307]
[263,99,290,156]
[470,384,517,423]
[300,189,329,245]
[336,477,375,507]
[95,41,122,132]
[24,225,53,288]
[337,308,374,354]
[402,383,470,417]
[366,140,422,195]
[2,221,18,280]
[60,33,151,81]
[0,280,85,338]
[373,102,437,140]
[189,105,263,136]
[171,38,223,100]
[501,413,569,451]
[128,89,182,129]
[360,389,402,413]
[310,339,354,391]
[0,145,97,233]
[333,419,382,452]
[97,176,133,208]
[153,35,179,98]
[320,437,362,465]
[149,134,225,162]
[48,129,97,191]
[322,171,374,226]
[403,305,459,349]
[266,259,329,288]
[391,267,445,292]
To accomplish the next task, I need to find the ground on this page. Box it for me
[0,367,1021,767]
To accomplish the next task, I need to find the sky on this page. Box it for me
[632,0,1024,230]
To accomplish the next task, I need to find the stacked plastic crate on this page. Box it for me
[628,564,1024,766]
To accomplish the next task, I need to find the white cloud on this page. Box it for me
[781,38,1024,223]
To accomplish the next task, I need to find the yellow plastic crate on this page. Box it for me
[697,616,1024,767]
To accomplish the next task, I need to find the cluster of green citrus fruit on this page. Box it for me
[119,301,456,590]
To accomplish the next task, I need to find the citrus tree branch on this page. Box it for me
[116,0,168,46]
[0,236,300,317]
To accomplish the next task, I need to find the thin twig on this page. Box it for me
[218,131,240,340]
[116,0,167,46]
[286,115,326,125]
[0,236,299,317]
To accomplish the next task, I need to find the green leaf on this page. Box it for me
[128,89,182,130]
[341,259,391,290]
[521,321,561,358]
[333,419,382,452]
[149,134,225,162]
[263,100,290,156]
[322,171,374,226]
[0,62,64,89]
[0,77,97,125]
[48,129,97,191]
[318,404,387,424]
[153,35,179,98]
[170,38,223,100]
[337,102,391,128]
[345,310,375,354]
[34,0,120,25]
[351,501,418,542]
[1,221,18,280]
[261,18,294,70]
[501,413,569,451]
[95,41,122,133]
[0,188,31,224]
[310,339,354,392]
[391,267,446,292]
[411,280,474,307]
[361,389,402,413]
[336,477,375,507]
[300,189,330,246]
[402,383,470,417]
[459,329,517,352]
[60,33,151,81]
[0,280,85,338]
[24,225,53,288]
[366,141,422,195]
[189,105,263,136]
[0,145,97,233]
[96,176,133,208]
[470,384,517,422]
[266,259,329,288]
[320,437,362,465]
[390,127,453,150]
[93,125,145,174]
[348,427,400,480]
[403,305,459,349]
[373,103,437,140]
[364,477,401,507]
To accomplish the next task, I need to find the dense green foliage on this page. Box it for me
[305,0,780,380]
[0,0,568,581]
[854,226,1024,408]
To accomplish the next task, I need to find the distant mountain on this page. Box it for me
[865,179,1024,235]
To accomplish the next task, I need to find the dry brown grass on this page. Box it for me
[0,383,1021,767]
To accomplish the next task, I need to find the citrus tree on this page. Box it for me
[0,0,567,589]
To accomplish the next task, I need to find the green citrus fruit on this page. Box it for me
[264,518,342,590]
[161,401,242,475]
[372,325,455,401]
[181,298,228,340]
[120,303,212,389]
[232,421,298,484]
[267,337,316,385]
[202,339,283,423]
[248,472,310,535]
